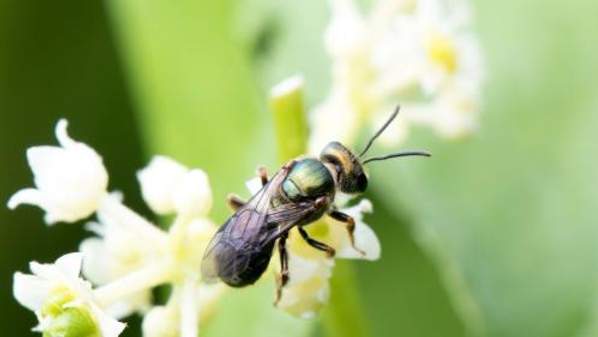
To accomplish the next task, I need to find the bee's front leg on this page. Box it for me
[226,193,246,211]
[274,232,289,306]
[328,210,366,256]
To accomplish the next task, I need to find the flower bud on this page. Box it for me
[137,156,212,218]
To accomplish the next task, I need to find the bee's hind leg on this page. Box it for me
[328,210,366,256]
[226,194,246,211]
[298,227,336,258]
[274,233,289,306]
[257,166,269,186]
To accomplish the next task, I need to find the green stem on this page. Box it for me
[323,261,370,337]
[270,75,308,162]
[269,77,370,337]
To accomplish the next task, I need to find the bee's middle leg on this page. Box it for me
[298,227,335,258]
[274,233,289,305]
[328,210,366,256]
[226,193,246,211]
[257,166,268,186]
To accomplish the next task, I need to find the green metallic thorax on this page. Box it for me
[281,158,335,202]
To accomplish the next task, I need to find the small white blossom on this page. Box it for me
[278,199,380,317]
[7,119,109,224]
[13,253,126,337]
[310,0,484,152]
[137,156,212,218]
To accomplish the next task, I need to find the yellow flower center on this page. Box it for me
[426,32,458,73]
[41,286,76,317]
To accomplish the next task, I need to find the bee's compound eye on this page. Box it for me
[356,173,368,193]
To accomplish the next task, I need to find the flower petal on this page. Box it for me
[54,253,84,280]
[13,272,51,311]
[336,221,381,260]
[277,272,331,318]
[286,253,329,286]
[55,119,76,148]
[90,304,127,337]
[7,188,45,210]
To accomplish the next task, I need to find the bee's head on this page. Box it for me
[320,141,368,194]
[320,106,431,194]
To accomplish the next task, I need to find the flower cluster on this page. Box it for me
[309,0,484,151]
[9,120,225,337]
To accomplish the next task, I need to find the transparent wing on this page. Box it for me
[200,229,225,283]
[200,170,286,283]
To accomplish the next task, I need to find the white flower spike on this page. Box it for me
[13,253,126,337]
[7,119,109,224]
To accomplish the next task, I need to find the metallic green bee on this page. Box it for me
[201,107,430,301]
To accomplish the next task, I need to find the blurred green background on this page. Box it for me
[1,0,597,337]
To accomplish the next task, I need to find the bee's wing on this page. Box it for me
[262,200,327,242]
[200,229,225,283]
[200,170,287,283]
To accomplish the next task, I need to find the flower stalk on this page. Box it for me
[93,262,171,308]
[270,75,309,163]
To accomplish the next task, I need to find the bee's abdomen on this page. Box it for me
[216,241,276,287]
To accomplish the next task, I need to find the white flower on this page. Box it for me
[7,119,109,224]
[310,0,484,151]
[80,194,168,318]
[13,253,125,337]
[278,199,380,317]
[137,156,212,218]
[373,0,482,95]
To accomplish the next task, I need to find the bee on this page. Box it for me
[201,106,430,302]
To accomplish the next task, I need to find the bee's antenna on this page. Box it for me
[358,105,400,158]
[362,151,431,165]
